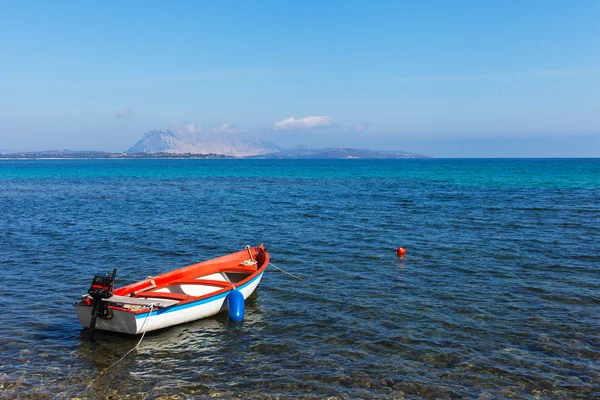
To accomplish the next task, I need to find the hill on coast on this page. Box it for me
[248,147,428,159]
[125,129,428,159]
[126,129,281,158]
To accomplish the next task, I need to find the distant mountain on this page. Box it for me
[248,147,429,159]
[126,129,281,157]
[2,141,426,160]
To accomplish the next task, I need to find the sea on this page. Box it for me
[0,158,598,399]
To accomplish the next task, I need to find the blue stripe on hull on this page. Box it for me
[135,272,264,319]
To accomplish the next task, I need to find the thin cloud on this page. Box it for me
[185,123,203,134]
[116,107,131,118]
[211,123,246,134]
[115,69,286,84]
[353,122,371,133]
[170,122,246,136]
[274,116,333,130]
[394,67,600,84]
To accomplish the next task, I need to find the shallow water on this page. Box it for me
[0,159,599,399]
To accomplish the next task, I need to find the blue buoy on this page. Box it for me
[227,290,244,322]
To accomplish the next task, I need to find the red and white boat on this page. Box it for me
[74,245,269,335]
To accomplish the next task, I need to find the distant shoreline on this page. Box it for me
[0,152,233,160]
[0,156,431,160]
[0,150,431,160]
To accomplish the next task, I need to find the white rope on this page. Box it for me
[269,262,303,281]
[81,303,157,394]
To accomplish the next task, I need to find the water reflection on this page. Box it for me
[65,302,265,399]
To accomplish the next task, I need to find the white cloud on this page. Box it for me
[273,116,333,130]
[116,107,131,118]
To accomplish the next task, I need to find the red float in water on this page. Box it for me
[396,247,406,257]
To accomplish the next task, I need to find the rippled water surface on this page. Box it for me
[1,159,599,399]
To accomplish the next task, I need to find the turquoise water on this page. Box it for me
[1,159,599,188]
[0,159,599,399]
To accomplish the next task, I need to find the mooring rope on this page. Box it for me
[80,303,157,395]
[269,262,303,281]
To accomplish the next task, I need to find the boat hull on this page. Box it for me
[75,272,263,334]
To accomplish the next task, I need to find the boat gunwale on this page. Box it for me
[73,245,269,315]
[133,270,264,319]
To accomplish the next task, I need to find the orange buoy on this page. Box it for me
[396,247,406,257]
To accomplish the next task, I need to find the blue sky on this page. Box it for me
[0,0,598,156]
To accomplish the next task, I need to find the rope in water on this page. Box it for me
[269,262,303,281]
[81,303,157,394]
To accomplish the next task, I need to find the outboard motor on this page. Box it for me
[88,268,116,339]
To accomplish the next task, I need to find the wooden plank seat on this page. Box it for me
[174,279,235,289]
[133,291,190,301]
[231,265,258,273]
[218,266,257,274]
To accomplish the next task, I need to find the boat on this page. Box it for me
[74,244,269,335]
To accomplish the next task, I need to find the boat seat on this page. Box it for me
[174,279,235,288]
[133,291,190,301]
[220,265,258,274]
[103,295,179,308]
